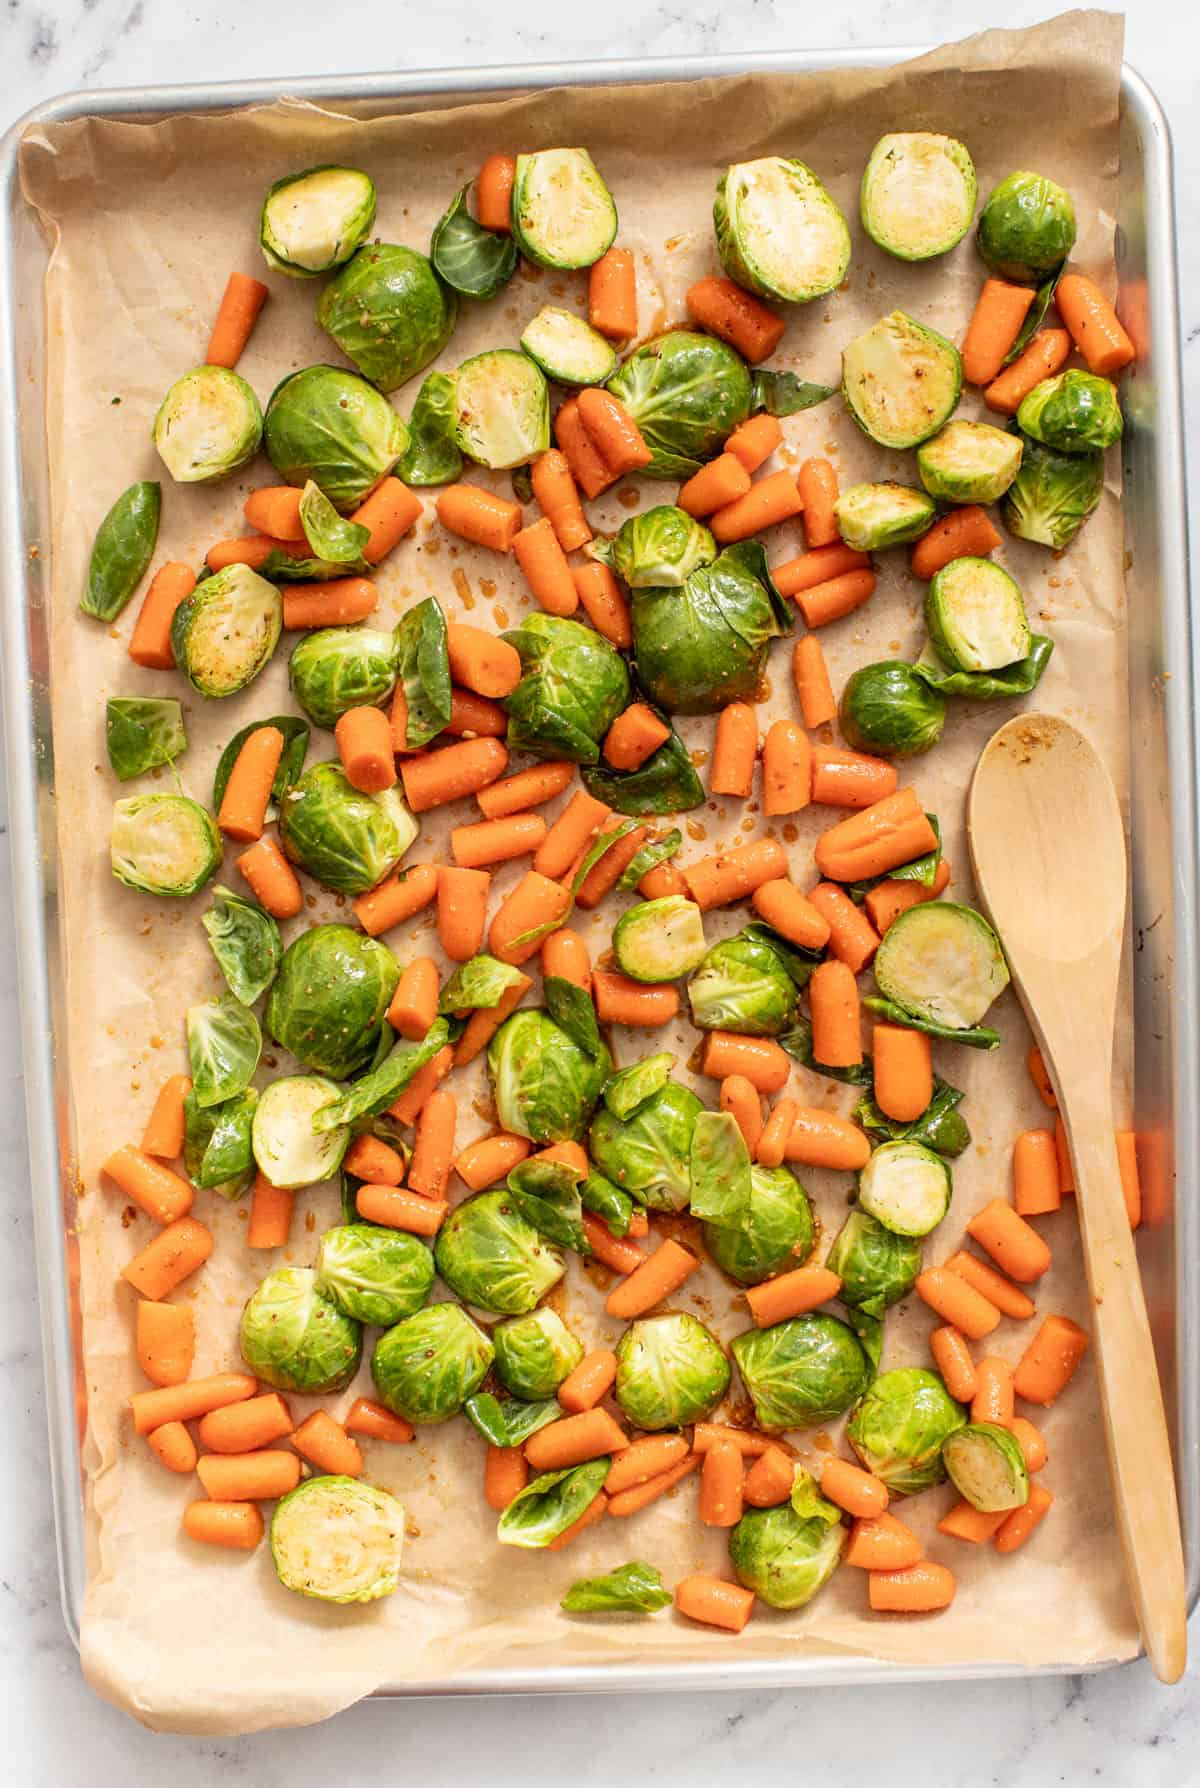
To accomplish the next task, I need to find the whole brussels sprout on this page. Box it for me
[435,1189,565,1314]
[839,661,946,759]
[846,1366,967,1493]
[289,627,399,729]
[371,1302,494,1423]
[264,365,408,509]
[265,923,400,1078]
[1016,369,1123,455]
[732,1313,872,1431]
[152,367,263,484]
[270,1475,404,1605]
[825,1209,921,1317]
[632,541,791,715]
[977,171,1076,283]
[592,506,716,589]
[606,332,753,479]
[705,1165,815,1286]
[110,793,222,899]
[315,1223,435,1326]
[260,165,377,277]
[503,614,631,763]
[588,1081,703,1212]
[278,762,417,895]
[316,244,458,392]
[1001,431,1104,549]
[488,1008,609,1144]
[240,1266,362,1394]
[171,565,283,699]
[728,1482,846,1609]
[615,1313,731,1431]
[688,928,798,1036]
[715,157,851,303]
[493,1306,584,1400]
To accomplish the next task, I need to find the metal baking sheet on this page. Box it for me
[0,48,1193,1693]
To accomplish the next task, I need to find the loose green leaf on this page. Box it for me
[1002,268,1063,367]
[105,698,186,782]
[298,479,371,569]
[511,464,534,504]
[562,1562,672,1614]
[618,829,682,893]
[201,885,283,1006]
[398,371,464,487]
[432,184,518,300]
[863,995,1000,1050]
[464,1392,562,1448]
[845,1305,884,1375]
[543,975,605,1062]
[497,1459,611,1549]
[580,1169,634,1237]
[581,726,705,816]
[395,597,452,749]
[81,481,161,620]
[212,716,309,814]
[912,637,1054,701]
[789,1468,843,1526]
[854,1077,971,1158]
[603,1053,675,1122]
[688,1110,752,1225]
[186,995,262,1108]
[183,1087,257,1195]
[257,547,364,583]
[438,955,525,1014]
[751,371,837,417]
[506,1157,589,1253]
[777,1015,872,1086]
[313,1020,451,1132]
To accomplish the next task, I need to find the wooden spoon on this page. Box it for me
[968,711,1186,1683]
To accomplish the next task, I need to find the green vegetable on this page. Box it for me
[186,994,261,1108]
[270,1476,404,1604]
[860,132,977,261]
[493,1306,584,1400]
[434,1189,564,1314]
[834,482,936,552]
[777,1013,871,1087]
[105,697,185,782]
[315,1223,434,1326]
[153,368,262,483]
[212,716,309,815]
[731,1314,871,1431]
[729,1487,845,1609]
[917,420,1023,504]
[241,1266,362,1394]
[858,1139,952,1238]
[259,165,377,276]
[488,1006,609,1144]
[504,613,631,764]
[615,1313,730,1431]
[561,1562,672,1614]
[874,901,1009,1034]
[288,626,399,729]
[942,1422,1030,1511]
[451,349,550,470]
[589,1081,702,1212]
[431,184,517,299]
[715,156,850,302]
[925,557,1031,674]
[393,597,452,749]
[312,1023,450,1132]
[251,1074,349,1188]
[438,954,524,1014]
[1004,271,1062,367]
[316,243,457,392]
[688,1109,752,1227]
[912,634,1054,701]
[632,540,790,715]
[688,927,798,1036]
[825,1209,921,1317]
[838,660,946,759]
[499,1459,612,1548]
[201,886,281,1006]
[846,1366,967,1494]
[397,371,464,486]
[372,1302,493,1422]
[612,896,707,984]
[864,997,1000,1050]
[1017,368,1123,454]
[505,1155,588,1253]
[520,306,617,385]
[591,505,716,589]
[854,1077,971,1158]
[265,924,400,1078]
[464,1393,563,1449]
[606,332,753,480]
[977,170,1076,283]
[1002,432,1103,549]
[750,371,837,416]
[510,149,617,270]
[278,761,417,894]
[581,725,705,816]
[264,365,408,508]
[171,565,282,699]
[842,310,962,450]
[82,482,161,620]
[602,1054,675,1123]
[109,793,222,899]
[618,829,682,893]
[580,1170,635,1237]
[183,1087,256,1197]
[296,479,372,571]
[706,1164,815,1287]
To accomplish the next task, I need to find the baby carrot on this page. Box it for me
[581,1211,646,1276]
[711,470,805,544]
[436,484,523,553]
[1116,1130,1142,1229]
[344,1134,405,1186]
[683,836,787,911]
[807,882,881,973]
[1013,1315,1089,1407]
[335,707,396,796]
[984,327,1073,414]
[761,718,811,815]
[488,870,571,966]
[743,1447,796,1508]
[844,1511,922,1571]
[1054,1114,1075,1195]
[627,1210,650,1238]
[477,762,574,820]
[546,1491,609,1550]
[235,835,302,917]
[243,486,306,540]
[1056,273,1135,376]
[454,1132,532,1192]
[576,388,653,476]
[930,1325,978,1403]
[198,1391,293,1454]
[994,1483,1054,1554]
[1013,1129,1061,1217]
[139,1075,192,1163]
[246,1174,294,1250]
[292,1410,363,1478]
[702,1032,790,1094]
[451,813,547,869]
[744,1266,842,1327]
[720,1075,764,1154]
[810,745,898,809]
[437,865,490,961]
[282,577,378,629]
[349,478,422,564]
[554,397,617,501]
[604,703,670,772]
[182,1501,264,1551]
[610,1462,699,1515]
[217,725,285,843]
[821,1458,888,1519]
[534,790,611,880]
[755,1097,799,1169]
[814,789,937,884]
[605,1237,699,1319]
[128,562,196,668]
[401,738,508,813]
[915,1268,1001,1341]
[1027,1044,1058,1108]
[476,153,515,231]
[692,1425,777,1459]
[938,1501,1009,1544]
[356,1185,447,1236]
[593,968,679,1029]
[869,1561,956,1613]
[206,535,278,574]
[971,1355,1016,1427]
[121,1217,213,1301]
[485,1444,528,1511]
[809,959,862,1068]
[967,1199,1052,1284]
[911,506,1001,579]
[136,1300,195,1389]
[530,450,592,554]
[588,245,637,340]
[751,879,831,952]
[674,1573,755,1633]
[513,515,580,617]
[408,1089,457,1200]
[791,633,838,729]
[945,1252,1036,1322]
[525,1408,629,1471]
[453,974,532,1066]
[864,862,951,934]
[961,278,1036,386]
[205,270,269,368]
[797,458,840,548]
[872,1024,933,1124]
[343,1399,415,1445]
[542,927,591,992]
[725,412,783,474]
[444,622,523,702]
[129,1371,257,1437]
[640,861,687,900]
[353,861,440,937]
[147,1421,197,1475]
[387,1044,454,1126]
[699,1439,745,1528]
[572,561,632,646]
[686,275,785,363]
[679,453,752,519]
[604,1434,689,1494]
[1010,1415,1048,1474]
[575,824,648,909]
[197,1450,302,1502]
[795,570,877,629]
[558,1348,618,1415]
[774,543,871,601]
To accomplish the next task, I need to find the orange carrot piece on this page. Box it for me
[810,745,898,809]
[604,1434,690,1494]
[445,623,522,703]
[588,247,637,340]
[930,1325,978,1403]
[639,861,687,899]
[451,813,547,870]
[335,707,396,797]
[129,1371,257,1437]
[869,1561,956,1613]
[720,1075,764,1154]
[401,738,508,813]
[994,1483,1054,1553]
[605,1237,699,1319]
[542,926,591,992]
[387,1045,455,1127]
[1013,1315,1089,1407]
[821,1458,888,1518]
[576,388,653,476]
[1056,273,1135,376]
[355,1184,447,1236]
[679,453,752,519]
[198,1449,303,1502]
[755,1097,799,1169]
[1116,1130,1142,1230]
[686,275,785,363]
[593,968,679,1029]
[711,470,805,544]
[243,486,306,541]
[436,484,523,553]
[1010,1415,1048,1474]
[674,1573,755,1633]
[292,1410,364,1478]
[814,788,937,884]
[916,1268,1001,1341]
[572,561,632,647]
[485,1444,528,1511]
[761,718,811,816]
[246,1174,294,1250]
[453,974,532,1067]
[774,544,871,601]
[750,878,830,952]
[1027,1044,1058,1109]
[971,1355,1016,1427]
[945,1251,1036,1322]
[546,1490,609,1550]
[408,1089,457,1200]
[525,1408,629,1471]
[797,457,840,548]
[455,1132,532,1192]
[282,577,378,629]
[344,1134,405,1187]
[627,1210,650,1238]
[604,703,670,772]
[807,882,881,973]
[795,570,877,628]
[743,1447,796,1507]
[791,633,838,729]
[962,279,1037,386]
[435,864,490,962]
[205,534,279,574]
[709,702,757,798]
[349,478,422,564]
[864,861,952,934]
[809,959,862,1068]
[744,1266,842,1327]
[139,1075,192,1163]
[558,1348,618,1415]
[205,271,269,368]
[135,1299,195,1388]
[198,1392,293,1454]
[534,790,611,881]
[182,1501,264,1551]
[967,1199,1052,1284]
[984,328,1073,415]
[477,153,516,231]
[488,870,571,966]
[911,506,1001,580]
[872,1024,933,1124]
[1013,1128,1061,1217]
[513,515,580,617]
[554,397,617,501]
[217,725,286,843]
[388,957,440,1043]
[147,1420,198,1474]
[575,823,648,909]
[702,1032,790,1095]
[692,1425,780,1459]
[699,1439,745,1528]
[581,1210,646,1276]
[844,1511,922,1571]
[128,562,196,668]
[477,762,574,820]
[531,450,592,554]
[344,1398,415,1445]
[121,1216,213,1300]
[725,412,783,474]
[353,861,440,937]
[938,1500,1009,1544]
[683,836,787,911]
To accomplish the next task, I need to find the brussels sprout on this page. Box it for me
[316,1024,450,1135]
[511,149,617,270]
[729,1491,845,1609]
[715,156,851,303]
[398,371,463,487]
[589,1082,703,1212]
[918,420,1023,504]
[241,1266,362,1394]
[632,541,790,715]
[171,565,282,699]
[689,1110,753,1228]
[439,954,525,1014]
[288,627,399,730]
[505,1155,588,1253]
[315,1223,434,1326]
[266,924,400,1078]
[201,886,281,1006]
[615,1313,730,1431]
[278,762,416,895]
[1017,368,1123,455]
[271,1475,403,1604]
[504,614,631,763]
[924,557,1031,676]
[834,482,936,552]
[186,994,261,1108]
[561,1562,672,1614]
[435,1189,565,1314]
[1002,431,1104,549]
[295,479,372,572]
[911,634,1054,702]
[393,597,452,749]
[264,365,408,509]
[705,1165,815,1286]
[826,1209,921,1317]
[82,481,161,622]
[838,661,947,760]
[105,697,186,782]
[493,1306,584,1400]
[110,792,222,898]
[592,506,716,590]
[858,1139,951,1238]
[581,1169,635,1237]
[860,133,977,261]
[498,1458,612,1548]
[846,1366,967,1494]
[977,170,1076,283]
[251,1075,349,1188]
[152,367,262,484]
[688,929,798,1037]
[606,332,753,480]
[260,165,377,276]
[372,1302,493,1423]
[488,1008,609,1144]
[603,1054,675,1123]
[731,1314,871,1430]
[521,306,618,386]
[874,902,1009,1033]
[212,716,309,817]
[581,728,705,818]
[612,897,706,984]
[450,348,550,470]
[183,1087,256,1196]
[943,1422,1030,1512]
[842,310,962,451]
[854,1077,971,1160]
[464,1392,563,1449]
[316,244,457,392]
[431,184,517,300]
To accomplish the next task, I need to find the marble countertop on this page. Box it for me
[1,0,1197,1777]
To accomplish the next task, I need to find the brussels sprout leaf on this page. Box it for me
[432,185,518,300]
[543,975,605,1062]
[562,1561,672,1614]
[912,636,1054,701]
[183,1087,257,1195]
[790,1468,842,1526]
[751,371,837,417]
[201,885,282,1006]
[1002,268,1063,367]
[845,1305,884,1374]
[741,921,821,988]
[497,1458,611,1548]
[464,1392,562,1448]
[778,1014,873,1086]
[395,596,452,749]
[617,828,682,893]
[105,697,187,782]
[582,725,705,816]
[298,479,371,570]
[854,1076,971,1158]
[689,1110,752,1226]
[863,995,1000,1050]
[313,1019,451,1132]
[398,371,464,487]
[510,464,534,504]
[580,1168,634,1237]
[507,1157,589,1253]
[603,1053,675,1122]
[186,995,262,1108]
[82,481,161,621]
[212,715,309,813]
[438,954,525,1014]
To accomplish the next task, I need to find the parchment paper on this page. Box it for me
[19,10,1138,1735]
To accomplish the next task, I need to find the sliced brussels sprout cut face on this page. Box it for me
[715,157,851,302]
[615,1313,731,1431]
[270,1476,404,1604]
[265,924,400,1079]
[732,1314,872,1431]
[705,1164,815,1286]
[874,901,1010,1032]
[925,556,1031,673]
[316,244,458,393]
[371,1302,494,1423]
[152,367,263,484]
[315,1223,434,1326]
[1017,369,1123,455]
[105,697,186,783]
[488,1008,609,1144]
[110,793,222,898]
[729,1500,846,1610]
[839,660,946,760]
[860,133,977,261]
[493,1306,584,1400]
[452,349,551,470]
[594,505,717,591]
[264,365,408,509]
[278,762,416,895]
[504,613,632,764]
[977,170,1076,284]
[825,1209,921,1317]
[917,420,1023,505]
[588,1082,702,1212]
[688,930,798,1037]
[847,1366,967,1494]
[288,626,399,730]
[260,165,377,276]
[520,306,618,386]
[171,565,283,699]
[611,896,707,984]
[842,310,962,450]
[434,1189,565,1314]
[943,1422,1030,1512]
[1002,433,1104,549]
[241,1266,362,1394]
[858,1139,952,1238]
[834,481,936,552]
[511,149,618,270]
[606,332,753,480]
[251,1075,349,1189]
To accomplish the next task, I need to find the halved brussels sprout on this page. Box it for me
[372,1302,493,1423]
[152,367,263,484]
[842,310,962,450]
[834,482,936,552]
[493,1306,584,1400]
[105,697,186,783]
[728,1482,845,1609]
[825,1209,921,1317]
[183,1087,256,1197]
[278,762,417,895]
[632,541,790,716]
[488,1008,609,1144]
[315,244,457,392]
[943,1421,1030,1511]
[260,165,376,276]
[271,1476,403,1604]
[925,557,1031,673]
[1016,369,1123,455]
[839,661,946,759]
[264,365,408,509]
[498,1458,611,1548]
[715,157,851,302]
[110,793,221,898]
[874,902,1009,1032]
[977,171,1076,283]
[252,1075,349,1188]
[201,885,281,1007]
[452,349,550,469]
[315,1223,434,1326]
[846,1366,966,1494]
[917,419,1023,504]
[288,626,399,729]
[911,635,1053,705]
[511,149,618,270]
[265,924,400,1078]
[504,613,631,763]
[435,1189,565,1314]
[592,506,716,590]
[705,1164,815,1286]
[606,332,753,480]
[615,1313,731,1431]
[732,1313,871,1431]
[688,929,798,1037]
[858,1139,951,1238]
[521,306,618,386]
[187,994,261,1108]
[589,1081,702,1212]
[241,1266,362,1394]
[171,565,282,699]
[612,896,707,984]
[1002,432,1104,549]
[860,133,977,261]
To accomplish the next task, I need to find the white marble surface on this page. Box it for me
[0,0,1197,1776]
